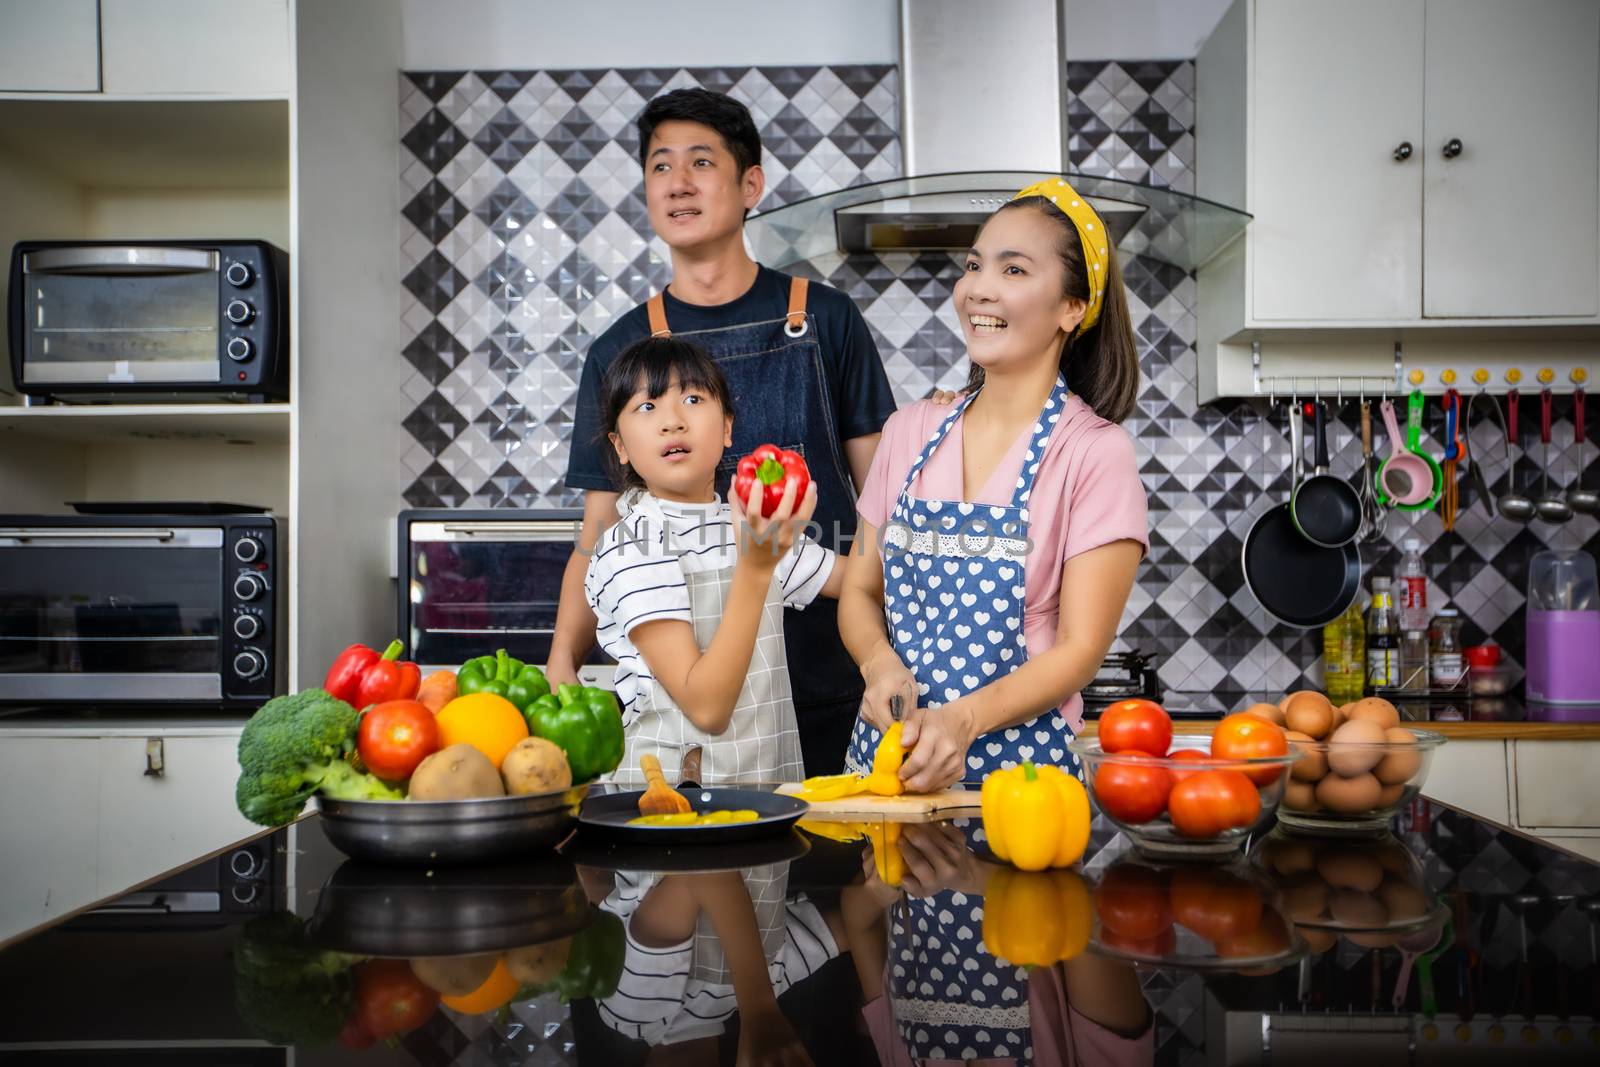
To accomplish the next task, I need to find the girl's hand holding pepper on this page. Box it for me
[898,699,978,793]
[730,473,814,572]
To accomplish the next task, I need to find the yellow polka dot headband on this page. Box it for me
[1012,177,1110,333]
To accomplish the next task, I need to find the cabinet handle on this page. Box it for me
[1393,141,1413,161]
[1442,138,1463,159]
[144,738,165,777]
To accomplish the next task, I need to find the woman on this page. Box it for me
[840,177,1148,791]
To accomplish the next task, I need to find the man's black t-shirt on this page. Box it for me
[565,265,897,493]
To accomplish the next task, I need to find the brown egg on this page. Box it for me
[1327,719,1387,776]
[1283,778,1321,811]
[1377,782,1407,807]
[1332,703,1351,729]
[1377,878,1431,922]
[1262,837,1316,876]
[1374,727,1422,784]
[1316,848,1384,892]
[1346,697,1401,730]
[1346,930,1403,948]
[1317,770,1384,813]
[1243,701,1287,726]
[1299,926,1338,953]
[1284,729,1327,781]
[1329,890,1389,927]
[1284,690,1335,739]
[1282,880,1329,922]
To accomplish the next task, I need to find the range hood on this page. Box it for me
[745,0,1249,273]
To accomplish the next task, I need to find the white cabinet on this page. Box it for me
[0,0,100,92]
[0,736,100,941]
[1197,0,1600,370]
[1512,739,1600,830]
[100,0,291,96]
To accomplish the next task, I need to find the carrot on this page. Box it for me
[416,669,457,713]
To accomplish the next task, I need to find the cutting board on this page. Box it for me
[775,782,982,815]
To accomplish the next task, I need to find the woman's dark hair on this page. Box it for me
[636,88,763,177]
[964,196,1141,424]
[598,336,734,489]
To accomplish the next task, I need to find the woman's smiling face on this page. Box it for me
[953,206,1087,377]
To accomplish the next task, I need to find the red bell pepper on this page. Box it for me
[323,639,421,709]
[732,443,810,518]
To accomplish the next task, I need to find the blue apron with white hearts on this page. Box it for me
[844,374,1080,782]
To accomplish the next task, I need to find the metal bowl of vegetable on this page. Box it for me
[315,785,588,866]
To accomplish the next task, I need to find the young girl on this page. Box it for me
[840,176,1149,792]
[585,335,842,786]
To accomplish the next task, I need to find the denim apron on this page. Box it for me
[645,277,863,728]
[844,375,1080,781]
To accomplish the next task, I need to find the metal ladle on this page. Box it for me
[1498,389,1536,522]
[1536,388,1573,524]
[1568,387,1600,515]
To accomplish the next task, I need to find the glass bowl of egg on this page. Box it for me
[1272,693,1447,836]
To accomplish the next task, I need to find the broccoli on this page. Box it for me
[232,913,359,1047]
[235,687,402,826]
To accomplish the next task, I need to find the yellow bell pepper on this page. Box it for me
[795,773,871,802]
[980,761,1090,871]
[981,867,1091,967]
[864,821,904,885]
[866,722,908,796]
[796,819,867,843]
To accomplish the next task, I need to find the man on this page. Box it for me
[549,88,897,776]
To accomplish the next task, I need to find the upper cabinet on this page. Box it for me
[0,0,290,97]
[1198,0,1600,329]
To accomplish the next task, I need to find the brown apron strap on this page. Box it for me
[785,277,809,333]
[646,293,671,338]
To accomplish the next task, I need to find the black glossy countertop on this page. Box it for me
[1,800,1597,1065]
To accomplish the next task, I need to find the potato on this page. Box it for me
[1346,697,1401,730]
[410,954,499,996]
[1327,719,1387,776]
[1374,727,1422,784]
[1243,701,1286,726]
[500,737,572,796]
[1285,730,1327,781]
[1284,691,1335,739]
[408,743,505,800]
[505,937,572,986]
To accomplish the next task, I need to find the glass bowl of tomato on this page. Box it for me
[1070,738,1303,859]
[1271,727,1447,836]
[1089,855,1305,973]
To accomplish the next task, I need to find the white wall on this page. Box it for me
[1066,0,1234,59]
[401,0,901,68]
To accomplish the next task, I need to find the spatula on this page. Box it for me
[638,753,692,816]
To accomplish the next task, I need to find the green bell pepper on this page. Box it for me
[546,912,624,1002]
[524,682,624,783]
[455,648,550,711]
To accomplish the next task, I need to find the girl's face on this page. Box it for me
[954,206,1087,377]
[609,373,732,503]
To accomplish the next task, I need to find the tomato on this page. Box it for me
[1092,753,1172,824]
[1167,769,1261,838]
[1093,862,1172,941]
[1168,866,1264,942]
[1167,748,1218,783]
[355,958,439,1038]
[1210,712,1289,785]
[1097,699,1173,757]
[338,1016,377,1050]
[1101,923,1178,958]
[1214,909,1292,961]
[358,699,441,780]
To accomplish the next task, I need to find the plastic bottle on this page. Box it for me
[1399,630,1429,691]
[1430,608,1465,687]
[1398,539,1429,632]
[1322,600,1366,703]
[1366,576,1399,690]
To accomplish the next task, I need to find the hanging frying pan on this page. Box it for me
[1242,403,1363,629]
[1291,399,1362,547]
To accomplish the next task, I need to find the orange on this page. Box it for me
[440,957,520,1015]
[434,692,528,769]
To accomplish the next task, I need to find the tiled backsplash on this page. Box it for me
[398,59,1599,702]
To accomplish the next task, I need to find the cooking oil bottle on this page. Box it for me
[1365,577,1399,692]
[1322,598,1366,703]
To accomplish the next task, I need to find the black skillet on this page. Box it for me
[577,786,810,845]
[1290,400,1362,547]
[1242,403,1362,629]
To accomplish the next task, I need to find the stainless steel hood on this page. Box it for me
[744,0,1249,272]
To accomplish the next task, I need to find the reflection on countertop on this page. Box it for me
[1,799,1596,1064]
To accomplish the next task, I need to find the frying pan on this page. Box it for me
[1243,403,1362,629]
[1291,400,1362,547]
[577,786,809,845]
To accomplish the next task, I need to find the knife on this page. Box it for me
[680,745,703,790]
[890,694,903,722]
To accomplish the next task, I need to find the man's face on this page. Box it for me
[642,120,764,252]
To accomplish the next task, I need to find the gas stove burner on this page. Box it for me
[1082,649,1163,708]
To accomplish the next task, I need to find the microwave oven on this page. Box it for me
[7,239,288,402]
[0,513,282,706]
[398,508,611,674]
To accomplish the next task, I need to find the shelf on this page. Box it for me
[0,403,290,445]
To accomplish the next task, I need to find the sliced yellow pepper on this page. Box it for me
[864,821,904,885]
[980,761,1090,871]
[866,722,908,796]
[796,819,867,843]
[795,773,871,802]
[981,867,1091,967]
